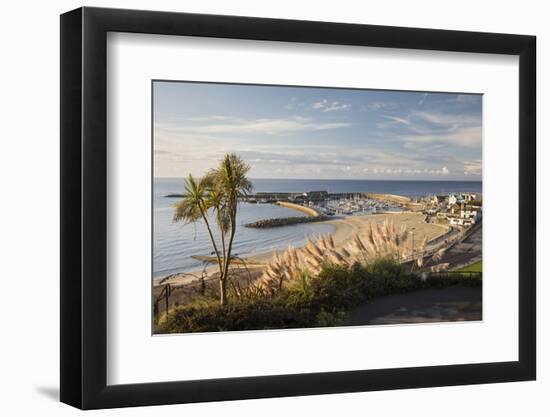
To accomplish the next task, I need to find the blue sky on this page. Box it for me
[153,81,482,180]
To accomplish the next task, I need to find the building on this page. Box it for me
[450,217,475,227]
[431,195,446,205]
[448,194,457,205]
[303,191,329,201]
[460,209,478,220]
[449,203,461,214]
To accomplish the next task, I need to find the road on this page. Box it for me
[344,287,482,326]
[440,222,482,270]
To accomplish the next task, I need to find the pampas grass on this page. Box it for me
[253,219,428,295]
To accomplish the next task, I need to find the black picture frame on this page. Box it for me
[60,6,536,410]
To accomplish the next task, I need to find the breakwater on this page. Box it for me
[275,201,320,217]
[245,215,328,229]
[244,200,325,228]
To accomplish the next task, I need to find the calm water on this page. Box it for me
[153,178,481,278]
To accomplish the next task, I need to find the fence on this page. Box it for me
[400,220,481,265]
[153,283,173,320]
[426,271,482,280]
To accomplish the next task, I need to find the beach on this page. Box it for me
[154,211,449,288]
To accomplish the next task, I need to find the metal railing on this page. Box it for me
[153,283,173,320]
[426,271,482,279]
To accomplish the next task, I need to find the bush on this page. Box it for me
[157,298,314,333]
[157,259,481,333]
[299,259,422,310]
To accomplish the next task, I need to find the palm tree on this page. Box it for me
[173,154,251,306]
[173,174,224,279]
[209,154,252,305]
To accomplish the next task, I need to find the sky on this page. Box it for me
[153,81,482,181]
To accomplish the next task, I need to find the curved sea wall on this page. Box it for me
[245,201,325,228]
[275,201,320,217]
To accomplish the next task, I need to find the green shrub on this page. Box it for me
[157,298,314,333]
[157,258,481,334]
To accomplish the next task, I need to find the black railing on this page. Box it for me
[426,271,482,279]
[153,283,172,321]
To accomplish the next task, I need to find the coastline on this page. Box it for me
[154,211,448,288]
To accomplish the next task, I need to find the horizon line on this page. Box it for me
[153,176,482,182]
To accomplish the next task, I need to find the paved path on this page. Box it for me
[441,223,482,270]
[344,287,482,326]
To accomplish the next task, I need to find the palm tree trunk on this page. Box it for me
[220,207,237,306]
[219,277,227,306]
[219,224,227,305]
[198,205,224,278]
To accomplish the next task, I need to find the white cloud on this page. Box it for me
[161,116,351,136]
[383,115,410,126]
[284,98,305,110]
[363,102,396,112]
[463,160,482,176]
[312,99,352,112]
[370,166,449,177]
[402,126,482,148]
[454,94,481,104]
[377,110,482,149]
[187,115,232,122]
[411,111,480,127]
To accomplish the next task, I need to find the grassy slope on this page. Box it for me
[457,260,482,272]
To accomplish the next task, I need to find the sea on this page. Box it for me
[153,178,482,279]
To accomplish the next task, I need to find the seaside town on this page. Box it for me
[239,190,482,229]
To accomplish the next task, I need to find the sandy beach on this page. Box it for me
[154,211,449,288]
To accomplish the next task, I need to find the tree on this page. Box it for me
[173,154,252,306]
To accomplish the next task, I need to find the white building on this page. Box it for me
[461,209,478,220]
[448,194,457,205]
[450,217,475,227]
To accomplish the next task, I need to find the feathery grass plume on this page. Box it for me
[317,236,327,251]
[399,224,408,241]
[291,246,300,266]
[304,256,322,274]
[390,220,397,237]
[370,223,381,255]
[321,235,331,251]
[362,224,376,256]
[306,238,324,259]
[339,247,352,259]
[429,263,449,272]
[430,247,446,264]
[348,234,371,265]
[353,234,367,252]
[419,236,428,251]
[327,235,335,250]
[382,219,390,241]
[328,249,347,265]
[254,220,424,295]
[307,255,322,269]
[373,221,384,247]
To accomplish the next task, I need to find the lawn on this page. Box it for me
[457,261,482,273]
